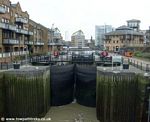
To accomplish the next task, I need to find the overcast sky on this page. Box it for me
[11,0,150,40]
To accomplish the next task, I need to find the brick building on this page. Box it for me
[0,0,33,61]
[0,0,63,62]
[28,19,48,54]
[104,26,144,52]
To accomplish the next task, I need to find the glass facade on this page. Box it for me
[95,25,113,49]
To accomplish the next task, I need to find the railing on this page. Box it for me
[16,29,28,35]
[129,58,150,72]
[28,31,33,35]
[0,23,16,31]
[48,42,63,46]
[34,41,44,46]
[0,59,29,70]
[0,22,9,29]
[24,41,33,45]
[9,25,16,31]
[16,17,28,24]
[29,54,117,66]
[2,52,11,57]
[3,39,19,45]
[0,51,29,58]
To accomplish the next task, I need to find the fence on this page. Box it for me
[129,59,150,72]
[97,70,149,122]
[30,55,121,66]
[0,60,29,70]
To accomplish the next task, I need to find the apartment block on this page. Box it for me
[71,30,85,47]
[47,27,63,53]
[0,0,65,62]
[29,19,48,54]
[0,0,33,61]
[104,26,144,52]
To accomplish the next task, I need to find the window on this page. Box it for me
[117,40,118,43]
[106,46,109,50]
[2,4,4,8]
[113,40,115,43]
[5,19,9,23]
[7,7,9,12]
[113,46,115,51]
[19,25,22,29]
[1,18,5,23]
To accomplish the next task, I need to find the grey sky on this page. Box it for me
[11,0,150,40]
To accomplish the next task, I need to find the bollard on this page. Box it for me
[0,62,2,69]
[7,62,8,69]
[146,64,149,72]
[130,59,132,65]
[137,61,138,68]
[141,62,142,70]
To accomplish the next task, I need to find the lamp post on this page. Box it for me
[24,45,28,67]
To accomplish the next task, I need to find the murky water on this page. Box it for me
[44,103,99,122]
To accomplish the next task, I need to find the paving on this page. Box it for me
[97,65,146,74]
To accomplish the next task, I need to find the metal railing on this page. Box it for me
[0,51,29,58]
[0,60,29,70]
[129,59,150,72]
[16,17,28,24]
[3,39,19,45]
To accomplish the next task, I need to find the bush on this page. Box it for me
[134,51,142,57]
[134,51,150,59]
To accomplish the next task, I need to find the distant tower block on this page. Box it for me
[65,31,69,41]
[127,19,141,31]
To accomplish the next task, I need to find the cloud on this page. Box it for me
[11,0,150,39]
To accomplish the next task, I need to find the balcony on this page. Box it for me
[28,31,33,35]
[0,51,29,58]
[3,39,19,45]
[48,42,63,46]
[9,25,16,31]
[16,17,28,24]
[0,6,6,14]
[34,41,44,46]
[0,22,16,31]
[20,40,24,45]
[16,29,28,35]
[24,41,33,45]
[13,51,29,55]
[0,22,9,29]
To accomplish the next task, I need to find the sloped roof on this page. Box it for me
[105,25,144,36]
[127,19,141,22]
[11,4,17,7]
[72,30,84,36]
